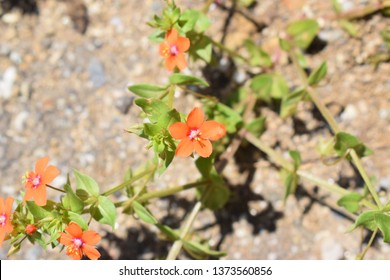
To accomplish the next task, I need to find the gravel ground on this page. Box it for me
[1,0,390,260]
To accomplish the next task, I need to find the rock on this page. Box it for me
[340,104,358,121]
[88,58,106,88]
[321,238,344,260]
[12,111,29,131]
[115,96,134,114]
[1,11,21,24]
[0,66,17,99]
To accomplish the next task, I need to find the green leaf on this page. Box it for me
[128,84,169,98]
[195,156,214,178]
[68,212,88,230]
[282,170,299,202]
[337,193,363,213]
[25,201,53,220]
[308,61,327,86]
[169,74,209,87]
[205,102,243,134]
[74,170,100,197]
[245,117,266,137]
[200,174,230,210]
[244,39,272,67]
[250,74,289,102]
[339,20,358,37]
[332,0,342,13]
[194,35,213,63]
[91,196,116,229]
[375,213,390,243]
[62,175,84,213]
[286,19,319,49]
[289,150,301,170]
[380,29,390,50]
[280,88,306,118]
[144,123,162,137]
[132,201,158,225]
[157,108,181,128]
[183,240,226,259]
[334,132,373,158]
[180,9,211,33]
[279,38,292,52]
[156,224,180,241]
[350,210,378,232]
[135,98,171,123]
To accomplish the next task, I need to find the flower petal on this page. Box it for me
[194,139,213,158]
[175,53,187,70]
[35,157,49,174]
[4,197,14,216]
[59,233,74,245]
[177,36,190,52]
[23,187,34,203]
[34,185,47,206]
[82,230,101,246]
[169,122,189,140]
[200,121,226,141]
[0,198,4,214]
[83,244,101,260]
[4,222,13,234]
[159,42,170,57]
[186,107,204,129]
[166,28,178,45]
[175,138,194,158]
[66,222,83,238]
[41,165,60,184]
[67,246,82,260]
[165,56,176,71]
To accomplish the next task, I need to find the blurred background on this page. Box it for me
[0,0,390,259]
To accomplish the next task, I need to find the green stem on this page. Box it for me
[114,180,209,207]
[46,184,66,193]
[245,132,377,210]
[209,37,250,64]
[101,165,156,196]
[334,1,390,20]
[350,150,383,208]
[166,201,203,260]
[356,228,378,260]
[138,180,208,203]
[178,85,219,102]
[245,132,294,171]
[289,50,382,209]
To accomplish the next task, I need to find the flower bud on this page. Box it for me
[25,224,37,235]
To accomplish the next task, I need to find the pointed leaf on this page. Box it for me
[62,175,84,213]
[350,210,378,232]
[132,201,158,225]
[169,74,209,86]
[74,170,100,197]
[375,213,390,243]
[128,84,169,98]
[183,240,226,259]
[91,196,116,229]
[337,193,363,213]
[286,19,319,49]
[308,61,327,86]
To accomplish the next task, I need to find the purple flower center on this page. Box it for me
[170,45,179,56]
[189,129,201,140]
[73,238,83,248]
[0,214,6,226]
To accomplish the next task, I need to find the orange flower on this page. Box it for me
[25,224,37,235]
[23,157,60,206]
[0,197,14,247]
[169,107,226,158]
[59,222,101,260]
[159,28,190,71]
